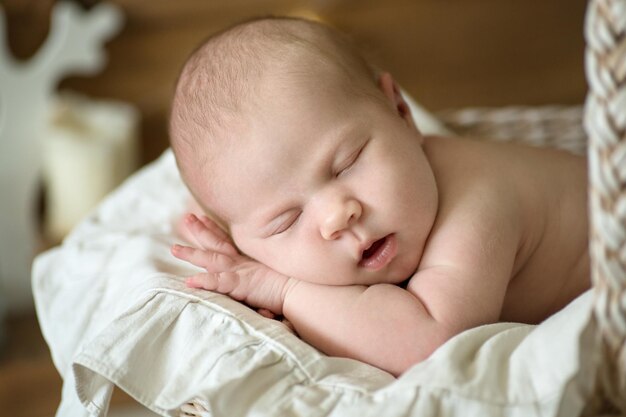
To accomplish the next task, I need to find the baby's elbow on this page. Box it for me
[384,349,432,377]
[386,327,456,377]
[385,358,422,378]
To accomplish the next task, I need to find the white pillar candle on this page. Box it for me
[42,91,139,242]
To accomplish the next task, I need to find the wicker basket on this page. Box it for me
[438,105,587,155]
[181,1,626,415]
[583,0,626,411]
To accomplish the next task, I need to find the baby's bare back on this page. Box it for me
[422,135,590,324]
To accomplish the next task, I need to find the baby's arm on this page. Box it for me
[172,214,448,373]
[285,201,521,376]
[172,217,455,376]
[173,203,517,376]
[282,280,448,375]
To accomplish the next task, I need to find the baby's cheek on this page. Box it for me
[245,242,298,278]
[231,237,267,265]
[275,249,319,283]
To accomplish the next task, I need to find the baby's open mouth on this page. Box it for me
[358,234,397,270]
[363,238,386,259]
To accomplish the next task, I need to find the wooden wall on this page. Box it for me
[4,0,588,165]
[0,3,591,414]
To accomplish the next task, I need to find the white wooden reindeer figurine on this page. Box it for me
[0,1,123,311]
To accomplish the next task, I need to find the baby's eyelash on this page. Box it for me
[272,212,301,235]
[336,146,363,177]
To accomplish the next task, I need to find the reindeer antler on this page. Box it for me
[31,1,123,85]
[0,1,124,311]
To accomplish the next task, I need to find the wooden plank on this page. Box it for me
[5,0,588,165]
[327,0,588,108]
[0,313,138,417]
[0,356,63,417]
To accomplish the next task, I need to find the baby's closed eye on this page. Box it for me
[335,142,366,177]
[271,211,302,235]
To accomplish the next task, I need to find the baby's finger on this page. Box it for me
[171,244,235,272]
[185,271,240,295]
[198,215,232,243]
[256,308,276,319]
[185,214,238,256]
[198,215,239,255]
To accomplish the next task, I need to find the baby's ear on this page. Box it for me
[377,72,419,133]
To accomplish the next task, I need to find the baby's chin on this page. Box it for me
[353,264,419,287]
[386,257,421,284]
[273,254,421,287]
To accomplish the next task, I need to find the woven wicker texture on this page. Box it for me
[584,0,626,411]
[437,105,586,154]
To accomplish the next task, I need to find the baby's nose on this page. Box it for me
[320,198,362,240]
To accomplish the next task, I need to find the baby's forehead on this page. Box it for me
[182,77,382,217]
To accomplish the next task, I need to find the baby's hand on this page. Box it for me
[171,214,293,315]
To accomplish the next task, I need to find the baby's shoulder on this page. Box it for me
[423,135,556,217]
[423,135,522,219]
[419,135,585,276]
[419,136,526,268]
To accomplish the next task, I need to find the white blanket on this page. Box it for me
[33,148,601,417]
[33,95,602,416]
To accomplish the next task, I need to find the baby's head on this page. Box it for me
[170,17,379,201]
[170,17,439,286]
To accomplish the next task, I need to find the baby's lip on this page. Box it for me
[357,238,377,259]
[358,234,397,270]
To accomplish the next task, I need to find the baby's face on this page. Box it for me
[191,75,438,286]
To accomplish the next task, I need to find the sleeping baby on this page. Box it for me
[168,16,590,376]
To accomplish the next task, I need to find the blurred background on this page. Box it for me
[0,0,587,415]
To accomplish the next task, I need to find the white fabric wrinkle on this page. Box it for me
[32,127,599,417]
